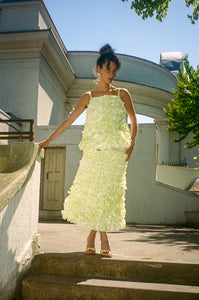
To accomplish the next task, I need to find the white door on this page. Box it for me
[42,147,66,211]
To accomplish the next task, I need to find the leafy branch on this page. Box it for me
[121,0,199,23]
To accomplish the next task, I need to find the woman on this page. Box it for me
[38,44,138,258]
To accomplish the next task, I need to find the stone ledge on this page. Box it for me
[188,178,199,195]
[0,142,44,212]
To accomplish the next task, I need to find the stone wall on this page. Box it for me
[0,143,43,300]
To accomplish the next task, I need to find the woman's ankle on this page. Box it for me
[86,230,97,248]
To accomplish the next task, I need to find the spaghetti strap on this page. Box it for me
[88,91,92,99]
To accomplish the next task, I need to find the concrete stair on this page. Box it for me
[21,253,199,300]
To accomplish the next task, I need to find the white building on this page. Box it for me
[1,2,199,297]
[0,0,198,225]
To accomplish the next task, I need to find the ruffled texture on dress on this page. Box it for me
[61,149,127,231]
[79,95,131,151]
[61,94,131,231]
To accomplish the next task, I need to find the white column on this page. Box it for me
[156,119,170,164]
[169,131,180,163]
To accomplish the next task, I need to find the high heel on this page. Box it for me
[85,247,96,255]
[100,249,112,258]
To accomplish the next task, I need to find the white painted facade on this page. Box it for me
[0,0,198,226]
[1,1,198,299]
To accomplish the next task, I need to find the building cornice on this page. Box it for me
[0,0,68,55]
[0,30,75,90]
[67,51,178,94]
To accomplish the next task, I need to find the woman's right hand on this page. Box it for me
[37,138,51,149]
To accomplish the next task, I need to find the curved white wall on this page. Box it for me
[67,51,177,93]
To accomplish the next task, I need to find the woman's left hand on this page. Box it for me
[125,144,134,162]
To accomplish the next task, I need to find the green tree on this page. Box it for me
[121,0,199,24]
[164,56,199,151]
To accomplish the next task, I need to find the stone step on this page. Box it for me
[22,274,199,300]
[31,253,199,286]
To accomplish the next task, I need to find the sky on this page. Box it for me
[43,0,199,124]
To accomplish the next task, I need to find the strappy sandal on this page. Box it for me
[85,247,96,255]
[100,249,112,258]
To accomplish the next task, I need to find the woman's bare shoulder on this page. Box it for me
[78,92,91,105]
[81,91,91,100]
[120,88,131,97]
[119,88,132,103]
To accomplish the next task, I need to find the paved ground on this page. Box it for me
[38,223,199,264]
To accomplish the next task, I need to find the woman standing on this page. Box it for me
[38,44,138,258]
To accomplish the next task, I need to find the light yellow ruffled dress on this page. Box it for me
[61,91,131,231]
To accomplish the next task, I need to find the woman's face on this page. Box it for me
[97,61,117,84]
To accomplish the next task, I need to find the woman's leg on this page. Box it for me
[100,231,112,257]
[85,230,97,254]
[100,231,111,250]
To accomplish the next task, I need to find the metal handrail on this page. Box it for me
[0,119,34,141]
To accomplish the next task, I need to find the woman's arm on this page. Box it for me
[38,92,90,149]
[120,88,138,161]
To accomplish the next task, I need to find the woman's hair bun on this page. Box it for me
[96,43,121,72]
[99,44,114,55]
